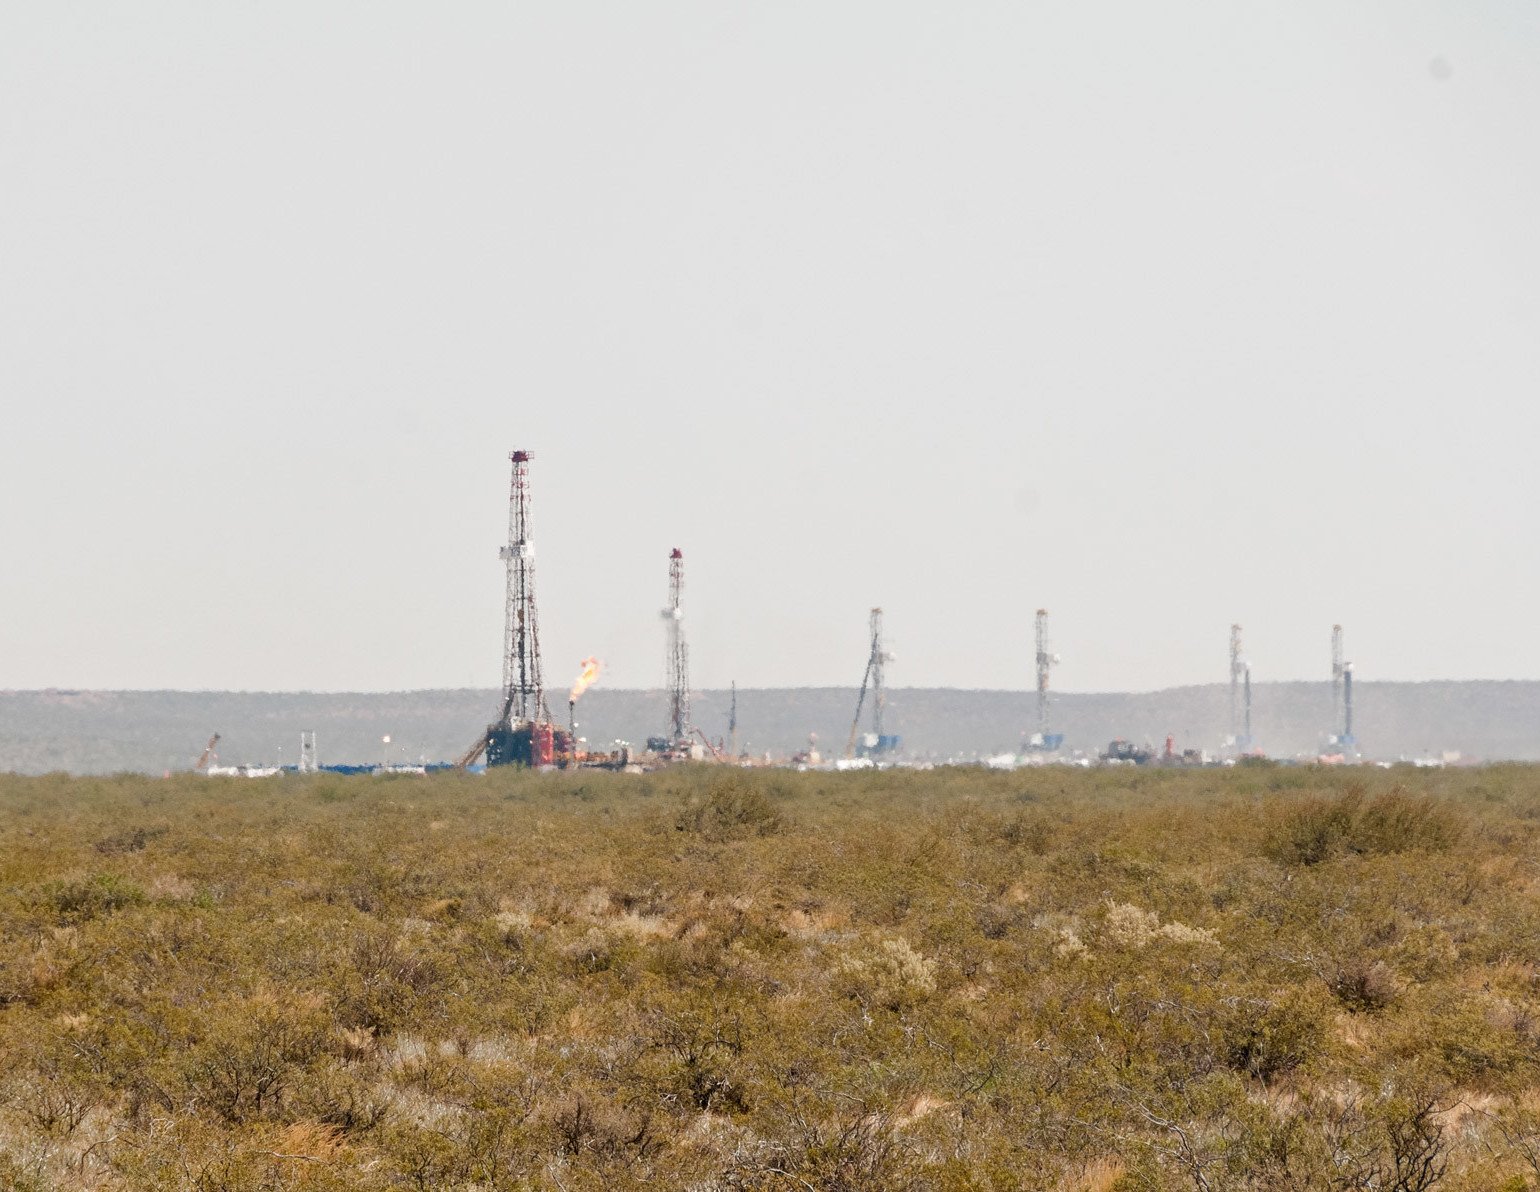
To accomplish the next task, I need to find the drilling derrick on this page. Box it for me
[458,450,558,769]
[846,608,896,759]
[1029,608,1063,750]
[1330,624,1345,743]
[1342,664,1355,749]
[1242,662,1253,752]
[501,451,546,725]
[665,548,690,744]
[728,680,739,759]
[1228,624,1244,748]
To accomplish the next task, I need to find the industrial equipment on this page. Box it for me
[664,548,691,747]
[458,450,565,769]
[1027,608,1064,751]
[846,607,898,759]
[194,733,221,771]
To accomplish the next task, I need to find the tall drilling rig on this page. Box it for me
[1329,624,1357,754]
[1330,624,1346,741]
[459,450,561,768]
[845,607,896,759]
[501,450,546,727]
[1228,624,1244,750]
[1242,661,1254,753]
[728,680,739,758]
[1341,663,1356,752]
[664,548,690,745]
[1029,608,1062,751]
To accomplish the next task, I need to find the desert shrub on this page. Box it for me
[1353,789,1465,854]
[1328,956,1401,1013]
[832,935,938,1010]
[1099,901,1218,949]
[44,872,145,921]
[291,1060,394,1135]
[545,1092,665,1162]
[1215,989,1329,1080]
[0,1154,47,1192]
[1264,788,1464,865]
[1263,791,1363,865]
[640,1004,751,1113]
[178,999,332,1123]
[94,824,166,854]
[674,774,784,840]
[334,930,449,1034]
[0,763,1536,1188]
[745,1094,926,1192]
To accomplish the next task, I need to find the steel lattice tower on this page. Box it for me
[1243,662,1253,750]
[845,607,890,757]
[1342,663,1355,745]
[1229,624,1244,745]
[1035,609,1053,740]
[728,680,739,757]
[665,548,690,741]
[500,451,546,725]
[869,608,886,739]
[1330,624,1345,740]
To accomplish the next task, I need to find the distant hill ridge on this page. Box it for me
[3,682,1538,773]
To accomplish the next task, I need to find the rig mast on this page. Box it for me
[1242,662,1253,752]
[1229,624,1244,747]
[845,608,889,758]
[665,548,690,742]
[1342,664,1355,747]
[456,450,556,770]
[1330,624,1345,741]
[1035,608,1056,744]
[500,450,547,725]
[728,680,739,758]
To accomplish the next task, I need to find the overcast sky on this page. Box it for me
[2,1,1536,695]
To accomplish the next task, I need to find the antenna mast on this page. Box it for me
[665,548,690,742]
[500,450,547,725]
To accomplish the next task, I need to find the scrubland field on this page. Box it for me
[3,764,1540,1190]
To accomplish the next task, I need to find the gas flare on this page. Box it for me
[569,656,601,704]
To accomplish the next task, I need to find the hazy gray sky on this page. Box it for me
[2,2,1536,695]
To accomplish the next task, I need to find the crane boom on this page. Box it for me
[194,733,221,771]
[845,654,876,759]
[845,609,886,759]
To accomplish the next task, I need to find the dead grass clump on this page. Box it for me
[832,935,937,1010]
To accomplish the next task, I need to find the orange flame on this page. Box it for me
[569,656,601,703]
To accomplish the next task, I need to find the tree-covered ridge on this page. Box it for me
[2,764,1540,1189]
